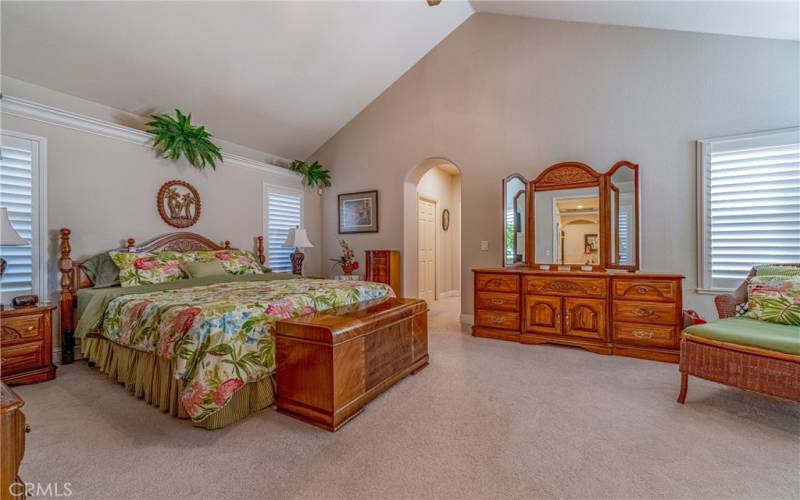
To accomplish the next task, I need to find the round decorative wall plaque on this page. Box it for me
[157,180,201,228]
[442,209,450,231]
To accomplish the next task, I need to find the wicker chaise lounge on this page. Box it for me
[678,265,800,404]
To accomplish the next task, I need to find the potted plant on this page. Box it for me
[330,239,359,275]
[290,160,332,193]
[147,109,223,170]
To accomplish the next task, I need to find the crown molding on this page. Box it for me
[0,95,298,179]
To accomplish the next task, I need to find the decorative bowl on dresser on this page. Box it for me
[1,304,57,385]
[1,383,27,500]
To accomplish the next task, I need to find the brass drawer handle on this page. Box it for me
[637,287,649,294]
[633,308,654,317]
[487,279,504,288]
[491,315,505,324]
[633,330,654,339]
[491,298,505,305]
[27,326,35,331]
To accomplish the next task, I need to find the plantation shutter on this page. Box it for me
[700,128,800,290]
[0,134,41,301]
[264,186,303,273]
[618,207,631,265]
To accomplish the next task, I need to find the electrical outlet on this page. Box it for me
[480,240,489,251]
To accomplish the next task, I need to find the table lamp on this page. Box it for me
[283,227,314,275]
[0,207,28,279]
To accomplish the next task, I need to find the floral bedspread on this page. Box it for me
[101,279,394,421]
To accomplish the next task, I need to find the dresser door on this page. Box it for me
[523,295,562,335]
[563,298,607,341]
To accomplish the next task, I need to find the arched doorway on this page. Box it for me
[403,158,462,312]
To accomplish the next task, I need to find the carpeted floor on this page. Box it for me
[13,297,800,499]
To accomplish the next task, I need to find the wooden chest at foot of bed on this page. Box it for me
[275,298,428,431]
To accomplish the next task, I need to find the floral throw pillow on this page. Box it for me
[110,251,186,287]
[746,276,800,326]
[179,250,263,275]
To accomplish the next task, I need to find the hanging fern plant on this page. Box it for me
[147,109,223,171]
[290,160,332,190]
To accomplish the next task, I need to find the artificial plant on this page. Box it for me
[290,160,332,190]
[147,109,223,170]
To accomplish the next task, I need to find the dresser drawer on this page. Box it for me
[1,341,44,375]
[614,322,677,348]
[613,301,677,326]
[476,273,519,293]
[476,310,520,330]
[476,292,520,312]
[613,279,678,303]
[524,276,606,297]
[1,315,43,346]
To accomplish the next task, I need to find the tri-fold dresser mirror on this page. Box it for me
[502,161,640,271]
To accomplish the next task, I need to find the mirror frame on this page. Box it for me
[604,160,640,271]
[502,173,530,267]
[530,162,605,270]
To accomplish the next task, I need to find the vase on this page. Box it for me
[342,263,354,275]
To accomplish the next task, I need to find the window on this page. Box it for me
[0,132,46,303]
[263,184,303,273]
[697,128,800,291]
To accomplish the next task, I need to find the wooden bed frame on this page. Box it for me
[58,228,266,358]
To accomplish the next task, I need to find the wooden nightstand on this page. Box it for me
[1,304,57,385]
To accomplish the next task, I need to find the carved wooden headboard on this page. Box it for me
[58,229,266,335]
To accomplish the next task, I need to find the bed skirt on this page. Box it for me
[81,336,275,429]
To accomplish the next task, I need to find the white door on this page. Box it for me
[418,197,436,302]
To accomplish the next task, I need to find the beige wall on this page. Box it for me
[310,14,800,320]
[1,78,322,350]
[416,165,461,296]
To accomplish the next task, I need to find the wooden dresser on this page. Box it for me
[365,250,402,296]
[1,304,57,385]
[1,383,26,500]
[473,268,684,362]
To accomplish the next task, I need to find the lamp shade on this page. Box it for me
[0,208,27,246]
[283,228,314,249]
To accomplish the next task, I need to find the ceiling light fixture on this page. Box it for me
[427,0,442,6]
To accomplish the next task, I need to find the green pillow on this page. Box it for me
[81,252,120,288]
[183,260,228,278]
[755,265,800,278]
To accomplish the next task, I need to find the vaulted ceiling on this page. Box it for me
[2,1,796,160]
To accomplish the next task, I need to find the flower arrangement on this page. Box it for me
[330,239,359,275]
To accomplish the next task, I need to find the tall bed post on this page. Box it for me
[59,228,76,364]
[257,236,266,266]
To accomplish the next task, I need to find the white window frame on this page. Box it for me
[696,127,800,294]
[0,130,48,303]
[262,182,304,273]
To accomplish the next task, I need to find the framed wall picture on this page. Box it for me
[338,190,379,234]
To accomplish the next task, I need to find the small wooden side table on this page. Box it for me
[1,304,57,385]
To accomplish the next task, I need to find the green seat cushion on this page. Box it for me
[684,318,800,355]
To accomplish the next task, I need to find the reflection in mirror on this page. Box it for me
[609,165,636,266]
[503,175,527,266]
[535,187,601,265]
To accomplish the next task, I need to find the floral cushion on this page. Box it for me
[755,265,800,278]
[179,250,263,275]
[746,276,800,326]
[109,251,186,287]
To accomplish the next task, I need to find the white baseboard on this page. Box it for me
[438,290,461,299]
[460,314,474,325]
